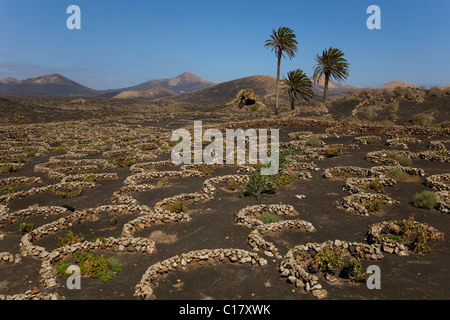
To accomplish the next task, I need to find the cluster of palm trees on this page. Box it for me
[264,26,350,115]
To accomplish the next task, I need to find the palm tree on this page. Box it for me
[264,27,298,115]
[313,47,350,103]
[282,69,313,111]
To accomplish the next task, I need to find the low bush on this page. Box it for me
[58,230,84,247]
[381,215,443,253]
[321,145,344,157]
[312,248,344,273]
[384,167,416,181]
[1,184,18,194]
[413,191,437,210]
[0,280,9,291]
[258,212,284,224]
[306,136,320,146]
[164,200,187,213]
[109,155,136,167]
[0,165,19,173]
[411,113,434,127]
[56,248,122,282]
[244,169,278,197]
[364,180,384,191]
[341,257,369,282]
[50,187,83,199]
[386,152,412,166]
[244,148,294,197]
[364,199,383,213]
[19,223,34,234]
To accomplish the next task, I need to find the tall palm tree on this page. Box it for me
[282,69,313,111]
[264,27,298,115]
[313,47,350,103]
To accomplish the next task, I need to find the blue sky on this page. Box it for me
[0,0,449,90]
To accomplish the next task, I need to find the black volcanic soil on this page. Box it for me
[0,101,449,302]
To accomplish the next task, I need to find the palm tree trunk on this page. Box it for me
[275,52,281,115]
[323,75,329,103]
[290,92,296,110]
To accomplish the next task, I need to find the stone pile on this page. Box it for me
[342,177,396,194]
[427,140,449,150]
[436,191,450,214]
[0,290,62,300]
[366,149,449,165]
[425,173,450,191]
[338,192,399,216]
[279,240,383,299]
[247,230,282,259]
[371,165,426,177]
[0,205,69,228]
[385,137,422,149]
[323,166,383,180]
[0,176,42,186]
[235,204,298,229]
[0,181,96,203]
[0,252,22,264]
[134,248,267,300]
[353,135,382,145]
[61,173,118,183]
[365,220,444,255]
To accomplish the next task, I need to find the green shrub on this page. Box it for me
[0,165,19,173]
[275,172,296,187]
[91,236,107,243]
[50,187,83,198]
[109,155,136,167]
[1,184,18,194]
[78,176,97,183]
[312,248,344,273]
[164,200,187,213]
[278,147,294,171]
[72,248,121,282]
[381,215,443,253]
[341,257,369,282]
[244,169,277,197]
[386,152,412,166]
[19,223,34,234]
[384,167,415,181]
[306,136,320,146]
[411,113,434,127]
[0,280,9,291]
[364,199,383,213]
[56,260,72,277]
[413,191,437,210]
[244,148,294,197]
[58,230,84,247]
[364,180,383,191]
[321,145,344,157]
[258,212,284,224]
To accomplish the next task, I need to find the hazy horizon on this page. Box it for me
[0,0,449,90]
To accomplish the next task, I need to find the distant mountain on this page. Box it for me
[308,76,363,97]
[157,74,363,105]
[114,71,215,94]
[0,73,99,97]
[369,80,418,90]
[0,76,18,84]
[156,75,276,105]
[112,86,178,99]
